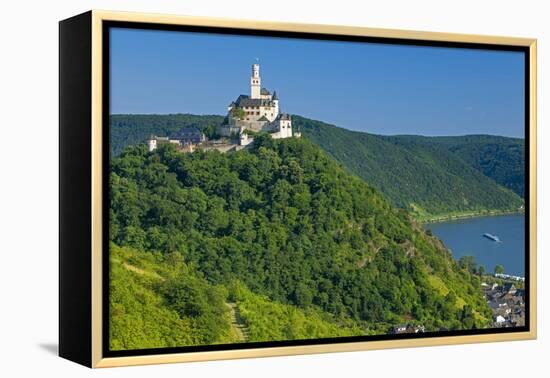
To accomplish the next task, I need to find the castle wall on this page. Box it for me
[261,106,277,121]
[251,84,260,99]
[218,124,241,137]
[221,118,269,135]
[271,119,293,139]
[273,100,279,120]
[240,105,277,122]
[233,118,268,131]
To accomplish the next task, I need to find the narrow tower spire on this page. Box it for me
[251,63,261,99]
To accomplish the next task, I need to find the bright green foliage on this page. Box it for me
[109,136,492,350]
[110,244,203,350]
[110,244,242,350]
[162,273,231,344]
[110,243,366,349]
[294,116,524,217]
[227,281,364,341]
[231,108,246,120]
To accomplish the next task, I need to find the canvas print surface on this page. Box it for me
[107,26,527,352]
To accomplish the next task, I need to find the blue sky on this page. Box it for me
[110,28,525,137]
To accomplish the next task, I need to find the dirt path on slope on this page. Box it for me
[226,302,250,342]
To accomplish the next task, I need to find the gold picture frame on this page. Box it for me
[59,9,537,368]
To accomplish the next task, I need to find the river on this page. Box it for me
[426,214,525,276]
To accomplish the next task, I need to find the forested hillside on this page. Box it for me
[392,135,525,198]
[295,116,524,218]
[109,136,491,350]
[110,114,524,219]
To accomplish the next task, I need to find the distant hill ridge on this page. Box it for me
[385,134,525,198]
[110,114,524,219]
[293,116,524,218]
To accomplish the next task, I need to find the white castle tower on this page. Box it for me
[250,63,261,99]
[220,62,299,141]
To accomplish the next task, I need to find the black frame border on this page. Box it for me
[59,11,94,367]
[101,20,531,359]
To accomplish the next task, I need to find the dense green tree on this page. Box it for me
[109,136,493,350]
[294,283,314,308]
[458,255,478,274]
[231,108,246,120]
[478,265,486,276]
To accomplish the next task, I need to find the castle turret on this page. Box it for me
[272,91,279,118]
[251,63,261,99]
[148,138,157,152]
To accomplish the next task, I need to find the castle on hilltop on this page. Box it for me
[219,63,299,143]
[148,63,299,153]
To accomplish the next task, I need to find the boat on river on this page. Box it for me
[483,233,501,242]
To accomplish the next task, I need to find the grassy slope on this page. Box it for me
[110,243,365,350]
[111,239,490,351]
